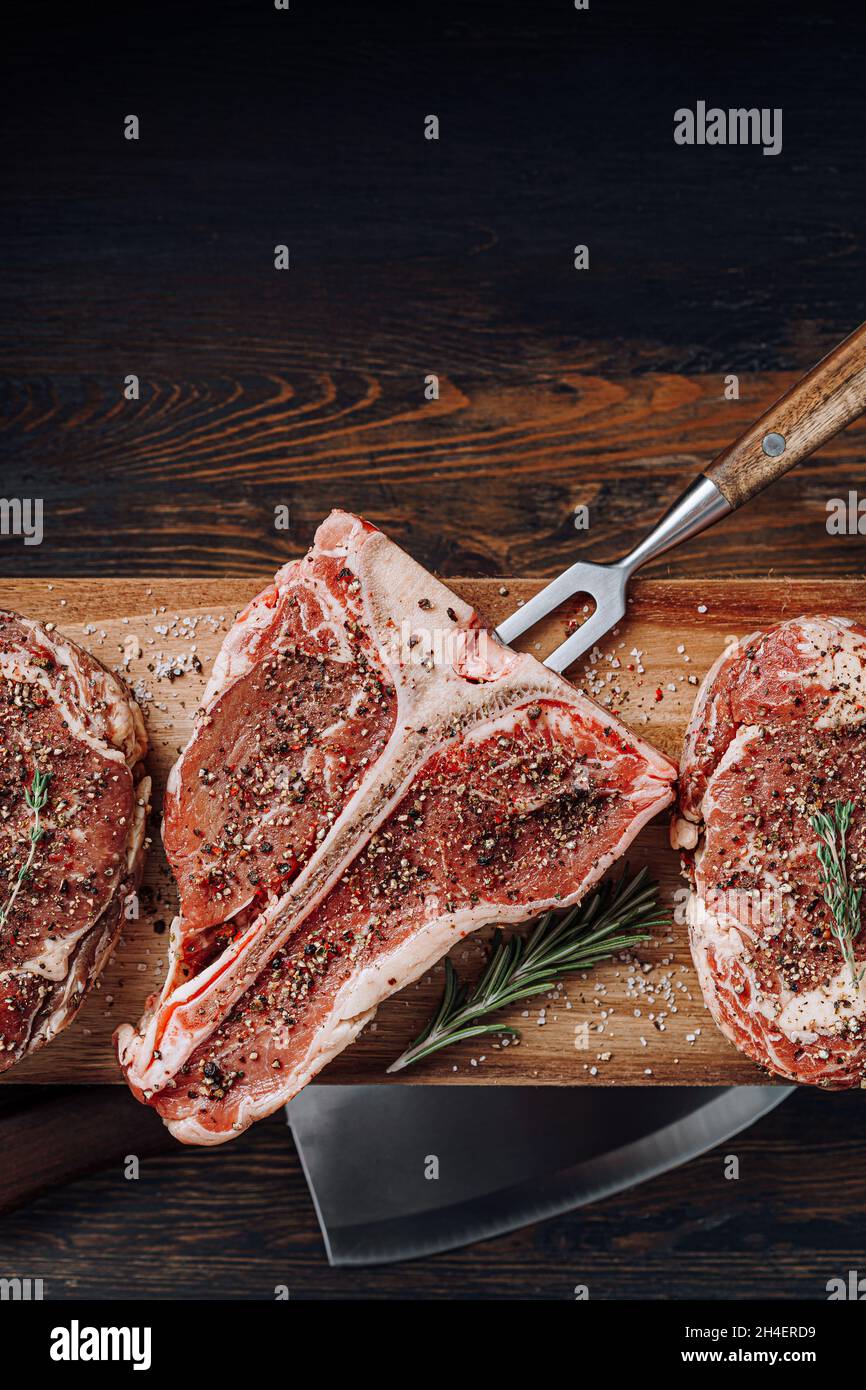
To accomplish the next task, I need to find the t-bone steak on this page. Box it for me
[117,511,676,1144]
[673,614,866,1088]
[0,612,150,1072]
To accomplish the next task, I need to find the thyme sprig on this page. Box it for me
[810,799,864,988]
[0,769,52,934]
[388,866,667,1073]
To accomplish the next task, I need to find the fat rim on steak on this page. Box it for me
[117,511,677,1144]
[673,613,866,1088]
[0,611,150,1072]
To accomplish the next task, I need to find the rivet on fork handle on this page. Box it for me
[497,318,866,673]
[762,432,786,457]
[705,318,866,507]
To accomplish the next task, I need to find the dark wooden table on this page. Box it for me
[2,0,866,1298]
[0,1088,860,1301]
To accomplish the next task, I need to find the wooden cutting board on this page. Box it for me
[1,575,856,1089]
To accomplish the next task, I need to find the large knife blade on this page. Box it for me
[287,325,866,1265]
[287,1084,791,1267]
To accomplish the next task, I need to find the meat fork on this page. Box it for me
[496,319,866,672]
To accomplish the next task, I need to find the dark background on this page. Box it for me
[3,0,866,578]
[2,0,866,1299]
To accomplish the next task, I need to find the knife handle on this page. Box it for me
[703,318,866,507]
[0,1087,173,1215]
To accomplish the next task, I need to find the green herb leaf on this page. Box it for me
[810,799,864,988]
[387,866,667,1073]
[0,769,52,934]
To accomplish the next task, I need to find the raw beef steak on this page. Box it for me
[0,612,150,1071]
[673,615,866,1087]
[118,512,676,1144]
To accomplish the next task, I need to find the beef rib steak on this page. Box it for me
[117,511,676,1143]
[673,614,866,1087]
[0,612,150,1072]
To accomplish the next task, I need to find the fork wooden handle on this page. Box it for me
[703,319,866,507]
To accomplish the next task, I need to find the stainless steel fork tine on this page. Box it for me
[500,321,866,673]
[544,602,622,674]
[494,562,599,646]
[496,477,733,670]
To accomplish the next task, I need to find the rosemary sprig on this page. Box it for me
[0,769,52,934]
[388,866,667,1073]
[810,799,864,987]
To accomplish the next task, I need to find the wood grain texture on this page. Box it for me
[1,574,860,1089]
[3,3,866,582]
[706,319,866,506]
[5,352,866,581]
[4,0,866,1298]
[0,1087,861,1300]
